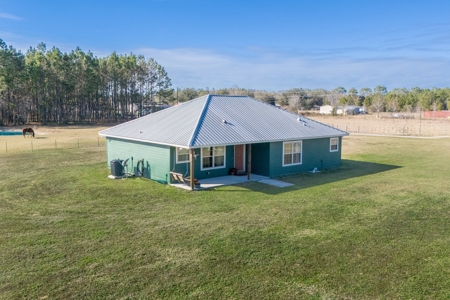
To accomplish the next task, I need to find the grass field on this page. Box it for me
[1,127,450,299]
[311,114,450,137]
[0,125,109,153]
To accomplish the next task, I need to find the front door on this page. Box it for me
[234,144,245,171]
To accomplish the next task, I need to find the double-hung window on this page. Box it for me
[283,141,302,166]
[330,138,339,152]
[176,148,190,163]
[202,146,225,169]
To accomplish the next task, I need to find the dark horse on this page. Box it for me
[22,128,35,138]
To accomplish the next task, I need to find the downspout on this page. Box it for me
[247,144,252,180]
[190,148,195,190]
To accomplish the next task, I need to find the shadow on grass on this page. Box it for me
[230,159,402,195]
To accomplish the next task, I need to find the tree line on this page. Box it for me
[0,39,172,125]
[174,85,450,115]
[2,39,450,125]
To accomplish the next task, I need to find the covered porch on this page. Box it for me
[171,144,253,190]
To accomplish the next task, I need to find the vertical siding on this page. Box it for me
[170,145,235,181]
[106,138,171,183]
[269,137,342,177]
[250,143,270,176]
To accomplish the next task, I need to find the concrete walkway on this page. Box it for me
[170,174,293,190]
[259,179,294,188]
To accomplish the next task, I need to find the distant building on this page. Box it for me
[342,106,360,115]
[424,111,450,118]
[320,105,334,114]
[320,105,360,115]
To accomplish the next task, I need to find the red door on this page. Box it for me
[234,144,245,171]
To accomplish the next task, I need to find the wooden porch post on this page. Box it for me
[247,144,252,180]
[189,148,195,190]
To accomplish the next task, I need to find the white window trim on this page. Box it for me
[176,147,190,164]
[282,141,302,167]
[201,146,226,170]
[330,137,339,152]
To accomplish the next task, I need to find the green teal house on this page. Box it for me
[99,95,348,189]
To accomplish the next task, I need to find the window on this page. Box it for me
[330,138,339,152]
[176,147,190,163]
[202,146,225,169]
[283,141,302,166]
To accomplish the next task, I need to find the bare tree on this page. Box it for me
[371,94,385,118]
[288,94,301,112]
[387,96,400,112]
[229,85,242,95]
[326,92,341,115]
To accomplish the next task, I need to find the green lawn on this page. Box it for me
[1,135,450,299]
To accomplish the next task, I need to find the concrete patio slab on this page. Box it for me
[170,174,294,190]
[170,174,269,190]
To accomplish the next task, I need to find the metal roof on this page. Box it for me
[99,94,348,148]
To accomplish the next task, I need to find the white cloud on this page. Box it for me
[137,47,450,91]
[0,12,22,21]
[4,29,449,92]
[0,31,36,52]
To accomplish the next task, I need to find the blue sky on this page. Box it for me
[1,0,450,91]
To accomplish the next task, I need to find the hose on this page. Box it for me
[136,159,144,177]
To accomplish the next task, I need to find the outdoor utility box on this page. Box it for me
[110,159,123,176]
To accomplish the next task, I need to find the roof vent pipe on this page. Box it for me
[222,119,227,124]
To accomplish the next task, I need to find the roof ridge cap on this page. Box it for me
[187,94,212,148]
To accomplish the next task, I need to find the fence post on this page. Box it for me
[358,126,359,133]
[31,140,33,152]
[5,142,7,153]
[419,120,422,136]
[55,140,57,149]
[78,139,80,149]
[98,137,99,147]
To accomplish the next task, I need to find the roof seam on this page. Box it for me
[188,94,212,148]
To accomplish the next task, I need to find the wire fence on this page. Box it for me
[1,137,106,154]
[312,115,450,137]
[330,123,450,137]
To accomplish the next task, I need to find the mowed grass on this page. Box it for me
[1,128,450,299]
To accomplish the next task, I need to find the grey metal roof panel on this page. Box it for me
[98,94,209,146]
[99,94,348,148]
[190,95,348,147]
